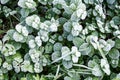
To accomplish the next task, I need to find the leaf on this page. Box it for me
[69,72,80,80]
[11,74,17,80]
[72,55,79,63]
[67,34,74,41]
[20,77,27,80]
[26,73,34,80]
[45,43,53,53]
[40,75,47,80]
[25,1,37,9]
[107,0,116,4]
[100,59,110,75]
[62,60,73,69]
[92,65,103,77]
[64,76,72,80]
[22,27,29,37]
[53,42,62,51]
[115,39,120,49]
[79,43,92,55]
[20,8,30,18]
[84,0,89,4]
[18,0,26,8]
[112,16,120,25]
[52,51,61,61]
[73,37,84,48]
[11,41,21,50]
[25,15,34,26]
[13,32,24,42]
[110,59,119,68]
[108,48,120,59]
[0,0,9,4]
[88,35,98,49]
[63,21,72,32]
[18,0,36,9]
[28,39,36,48]
[81,11,87,20]
[35,36,42,47]
[76,9,83,18]
[61,46,71,61]
[0,30,5,34]
[7,29,15,40]
[15,24,22,33]
[34,63,43,73]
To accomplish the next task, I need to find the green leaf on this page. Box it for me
[108,48,120,59]
[20,8,30,18]
[26,73,34,80]
[40,75,47,80]
[92,65,103,77]
[79,43,92,55]
[11,41,21,50]
[64,76,72,80]
[73,37,84,48]
[63,21,72,32]
[0,30,5,34]
[115,39,120,49]
[107,0,116,4]
[52,51,61,61]
[110,59,119,68]
[13,32,24,42]
[20,77,27,80]
[62,60,73,69]
[84,0,89,4]
[53,42,62,51]
[61,46,71,61]
[0,0,9,4]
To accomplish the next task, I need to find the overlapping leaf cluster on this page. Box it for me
[0,0,120,80]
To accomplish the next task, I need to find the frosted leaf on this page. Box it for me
[13,32,24,42]
[34,62,43,73]
[22,27,29,36]
[72,55,79,63]
[1,44,16,56]
[100,59,110,75]
[49,23,58,32]
[32,22,39,30]
[61,46,71,61]
[26,15,40,30]
[71,29,79,36]
[25,15,34,26]
[53,42,62,51]
[18,0,26,8]
[76,9,83,18]
[0,0,9,4]
[81,11,87,20]
[35,36,42,47]
[18,0,36,9]
[15,24,22,33]
[29,39,36,48]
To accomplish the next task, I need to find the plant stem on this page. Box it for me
[51,52,72,64]
[68,70,92,75]
[12,15,19,21]
[54,65,60,80]
[73,64,93,70]
[96,42,107,60]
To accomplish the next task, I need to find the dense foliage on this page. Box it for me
[0,0,120,80]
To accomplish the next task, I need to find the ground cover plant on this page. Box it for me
[0,0,120,80]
